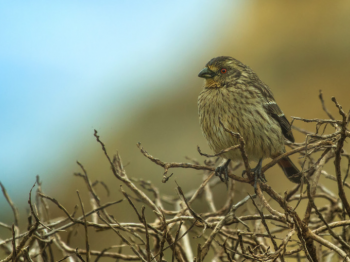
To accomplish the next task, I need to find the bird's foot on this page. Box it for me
[215,159,231,187]
[241,159,266,190]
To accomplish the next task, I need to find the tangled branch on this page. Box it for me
[0,92,349,262]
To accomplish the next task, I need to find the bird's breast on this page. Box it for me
[198,86,285,161]
[198,88,242,158]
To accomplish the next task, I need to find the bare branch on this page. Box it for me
[0,183,19,227]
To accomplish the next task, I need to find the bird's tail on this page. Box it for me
[277,156,301,183]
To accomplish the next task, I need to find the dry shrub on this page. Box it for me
[1,91,350,262]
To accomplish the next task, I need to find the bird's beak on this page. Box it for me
[198,67,216,79]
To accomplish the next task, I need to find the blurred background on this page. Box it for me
[1,1,350,260]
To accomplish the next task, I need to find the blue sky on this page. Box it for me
[0,2,242,204]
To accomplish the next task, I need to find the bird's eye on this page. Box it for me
[221,68,227,74]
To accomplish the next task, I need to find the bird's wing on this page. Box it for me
[263,100,295,143]
[249,75,295,143]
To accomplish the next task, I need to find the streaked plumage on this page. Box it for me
[198,56,300,183]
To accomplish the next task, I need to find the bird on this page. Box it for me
[197,56,301,186]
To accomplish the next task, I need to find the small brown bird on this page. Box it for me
[198,56,301,185]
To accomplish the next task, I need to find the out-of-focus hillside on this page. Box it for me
[70,2,350,196]
[58,2,350,252]
[2,2,349,260]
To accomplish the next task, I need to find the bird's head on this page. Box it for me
[198,56,247,89]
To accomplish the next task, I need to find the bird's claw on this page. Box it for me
[241,159,266,190]
[215,159,231,187]
[215,165,229,184]
[241,168,267,182]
